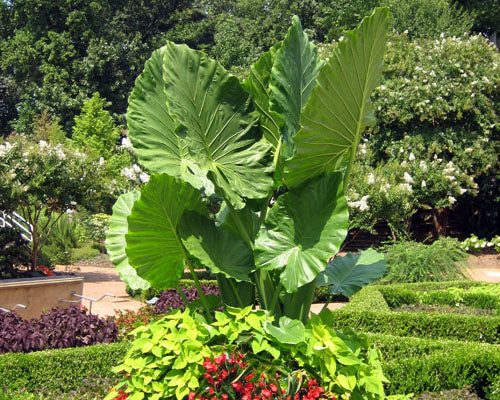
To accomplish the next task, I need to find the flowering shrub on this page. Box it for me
[459,234,500,253]
[0,134,91,269]
[320,32,499,236]
[106,308,386,400]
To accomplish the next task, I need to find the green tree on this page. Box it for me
[72,92,120,158]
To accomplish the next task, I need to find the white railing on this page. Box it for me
[0,211,33,242]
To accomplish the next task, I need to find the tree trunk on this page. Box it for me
[432,208,449,238]
[31,222,38,271]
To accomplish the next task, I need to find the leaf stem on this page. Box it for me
[185,258,213,322]
[175,283,190,309]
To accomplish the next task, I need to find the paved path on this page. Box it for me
[56,253,500,318]
[54,264,143,317]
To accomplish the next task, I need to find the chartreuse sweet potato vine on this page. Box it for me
[104,308,387,400]
[105,8,389,323]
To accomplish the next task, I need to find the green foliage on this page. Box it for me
[107,308,387,400]
[72,93,120,158]
[368,333,500,398]
[382,0,474,39]
[377,282,500,312]
[38,213,79,265]
[317,249,386,297]
[0,342,128,395]
[108,8,389,323]
[0,226,30,278]
[331,286,500,343]
[381,237,468,283]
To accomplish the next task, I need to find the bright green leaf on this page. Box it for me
[264,316,305,344]
[255,173,348,292]
[127,46,213,193]
[286,8,389,187]
[126,174,205,289]
[105,191,150,290]
[162,42,273,209]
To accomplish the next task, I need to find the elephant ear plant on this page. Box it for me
[106,8,389,324]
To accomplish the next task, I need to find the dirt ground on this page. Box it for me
[55,253,500,318]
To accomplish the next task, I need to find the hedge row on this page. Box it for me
[369,333,500,399]
[1,333,499,399]
[0,342,129,396]
[333,286,500,343]
[375,282,500,311]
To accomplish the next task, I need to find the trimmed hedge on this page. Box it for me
[333,286,500,343]
[1,332,499,399]
[374,281,499,311]
[368,333,500,399]
[0,342,129,395]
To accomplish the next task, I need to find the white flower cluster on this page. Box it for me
[0,141,13,157]
[121,164,150,184]
[348,195,370,212]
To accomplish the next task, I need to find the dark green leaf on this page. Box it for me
[317,248,386,297]
[179,211,254,282]
[270,16,324,149]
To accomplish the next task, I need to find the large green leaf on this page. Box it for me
[286,8,389,187]
[269,16,324,150]
[243,42,284,149]
[125,174,205,289]
[105,191,150,290]
[179,211,254,282]
[317,248,386,297]
[161,42,273,209]
[127,46,212,193]
[254,173,348,293]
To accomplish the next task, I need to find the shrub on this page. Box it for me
[331,287,500,343]
[377,283,500,312]
[0,306,118,354]
[0,342,128,395]
[0,226,30,278]
[106,308,387,400]
[368,333,500,398]
[460,234,500,253]
[72,93,120,159]
[381,237,468,283]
